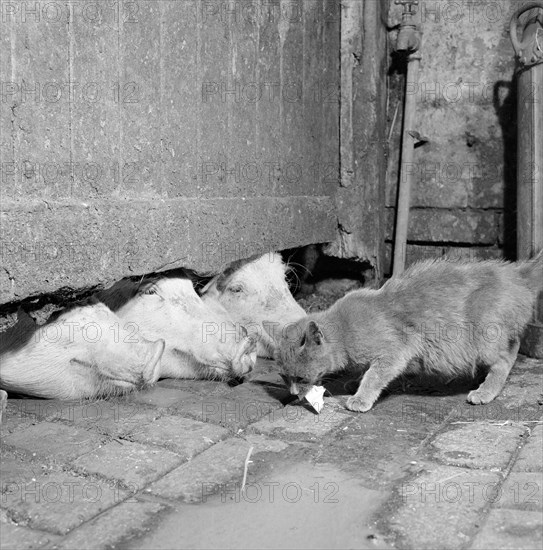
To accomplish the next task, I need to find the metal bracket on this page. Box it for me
[510,1,543,67]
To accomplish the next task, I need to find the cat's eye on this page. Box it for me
[280,374,309,385]
[300,334,306,347]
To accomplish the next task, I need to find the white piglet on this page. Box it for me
[201,253,307,358]
[0,300,165,399]
[97,274,257,381]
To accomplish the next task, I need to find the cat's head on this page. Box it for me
[275,319,335,398]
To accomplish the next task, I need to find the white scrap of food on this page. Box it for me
[304,385,326,413]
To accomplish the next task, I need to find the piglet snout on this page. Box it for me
[233,334,257,376]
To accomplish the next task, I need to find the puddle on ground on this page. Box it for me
[127,462,391,550]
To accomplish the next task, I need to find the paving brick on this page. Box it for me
[167,393,281,429]
[470,509,543,550]
[72,440,184,489]
[391,395,501,426]
[240,435,290,454]
[1,422,104,462]
[135,387,269,428]
[50,500,167,550]
[128,415,229,459]
[0,414,38,438]
[162,362,285,403]
[394,368,541,424]
[140,375,288,429]
[1,452,52,494]
[0,520,59,549]
[495,473,543,512]
[145,438,252,502]
[1,469,126,535]
[390,465,500,550]
[11,398,156,427]
[0,402,40,434]
[430,422,526,470]
[311,410,443,489]
[249,397,350,440]
[146,436,287,502]
[4,399,75,423]
[513,425,543,472]
[225,380,290,405]
[496,358,543,414]
[40,400,162,437]
[127,386,197,409]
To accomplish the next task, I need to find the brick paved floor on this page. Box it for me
[1,355,542,549]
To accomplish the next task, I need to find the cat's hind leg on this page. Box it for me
[346,354,409,412]
[467,339,519,405]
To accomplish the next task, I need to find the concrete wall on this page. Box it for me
[385,0,522,273]
[0,0,342,306]
[6,0,518,303]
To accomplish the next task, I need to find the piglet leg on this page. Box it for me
[96,337,165,388]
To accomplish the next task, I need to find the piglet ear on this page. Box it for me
[306,320,324,346]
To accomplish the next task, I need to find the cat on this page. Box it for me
[275,252,543,412]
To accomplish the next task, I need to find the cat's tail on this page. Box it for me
[517,249,543,293]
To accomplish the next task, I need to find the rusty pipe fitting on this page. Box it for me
[395,0,421,52]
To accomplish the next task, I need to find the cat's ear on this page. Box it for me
[306,320,324,346]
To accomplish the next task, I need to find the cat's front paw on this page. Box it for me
[346,395,373,412]
[467,389,496,405]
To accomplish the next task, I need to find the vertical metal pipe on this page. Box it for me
[511,2,543,357]
[518,63,543,358]
[393,53,421,275]
[517,63,543,260]
[392,0,422,276]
